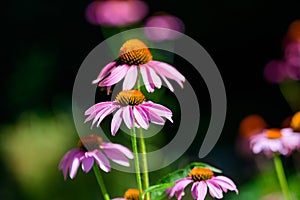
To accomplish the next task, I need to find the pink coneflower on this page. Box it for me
[85,90,173,135]
[58,134,133,180]
[112,188,142,200]
[250,128,300,157]
[92,39,185,93]
[166,167,238,200]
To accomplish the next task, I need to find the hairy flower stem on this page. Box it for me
[131,127,143,200]
[137,76,151,200]
[139,128,150,200]
[93,165,110,200]
[273,153,291,200]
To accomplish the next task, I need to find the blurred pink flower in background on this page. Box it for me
[144,12,185,42]
[236,114,267,157]
[264,60,290,83]
[250,128,300,157]
[264,19,300,83]
[284,41,300,67]
[86,0,148,27]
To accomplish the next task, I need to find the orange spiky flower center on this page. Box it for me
[291,111,300,132]
[118,39,152,65]
[124,188,140,200]
[77,134,102,151]
[189,168,214,181]
[265,129,282,139]
[115,90,146,106]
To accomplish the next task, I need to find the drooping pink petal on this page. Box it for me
[85,101,113,116]
[101,147,131,166]
[122,106,134,129]
[87,150,111,172]
[81,156,94,173]
[140,106,165,125]
[69,152,84,179]
[140,65,155,92]
[148,66,162,88]
[168,177,193,199]
[192,181,207,200]
[191,182,199,199]
[106,85,112,95]
[198,181,208,200]
[149,60,185,87]
[147,110,166,125]
[133,106,149,129]
[59,149,81,180]
[123,65,138,90]
[96,105,119,127]
[92,62,116,84]
[99,65,129,86]
[59,149,79,170]
[89,105,115,127]
[144,65,157,91]
[160,74,174,92]
[142,101,173,122]
[111,108,123,135]
[206,180,223,199]
[101,142,134,159]
[86,104,119,128]
[142,101,172,113]
[213,176,238,194]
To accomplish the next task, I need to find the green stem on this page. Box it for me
[92,165,110,200]
[273,153,291,200]
[139,128,150,200]
[131,127,143,200]
[137,73,150,200]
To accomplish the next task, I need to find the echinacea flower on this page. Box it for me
[85,90,173,135]
[166,167,238,200]
[58,134,133,180]
[112,188,142,200]
[250,128,300,157]
[92,39,185,93]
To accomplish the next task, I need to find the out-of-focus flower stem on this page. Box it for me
[131,127,143,200]
[93,165,110,200]
[273,153,291,200]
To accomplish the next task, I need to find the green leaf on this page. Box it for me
[143,183,175,195]
[187,162,222,173]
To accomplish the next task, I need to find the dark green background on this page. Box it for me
[1,0,300,199]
